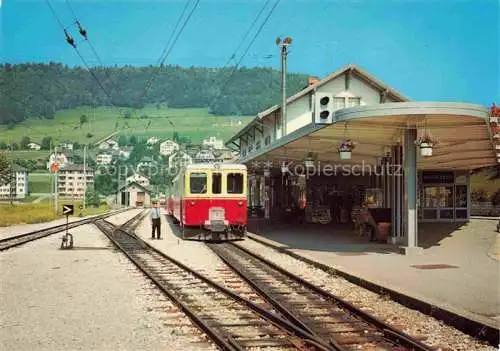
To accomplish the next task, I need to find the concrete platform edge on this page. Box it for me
[246,232,500,347]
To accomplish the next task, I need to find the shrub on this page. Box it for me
[491,189,500,206]
[471,188,490,202]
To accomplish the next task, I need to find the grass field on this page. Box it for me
[0,106,253,146]
[28,173,53,193]
[0,201,110,226]
[0,202,60,226]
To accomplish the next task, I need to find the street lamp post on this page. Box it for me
[276,36,292,137]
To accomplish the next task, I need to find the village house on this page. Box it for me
[98,138,119,151]
[168,151,192,169]
[126,173,150,187]
[96,153,114,165]
[60,141,74,151]
[203,136,224,150]
[47,150,74,170]
[147,136,160,145]
[194,149,215,163]
[137,156,158,170]
[119,146,133,160]
[0,165,28,200]
[159,139,179,156]
[27,142,41,151]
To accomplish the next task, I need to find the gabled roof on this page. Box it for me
[257,64,409,119]
[118,181,152,193]
[60,164,94,172]
[227,63,410,144]
[12,164,27,172]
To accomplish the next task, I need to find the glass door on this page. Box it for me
[422,185,454,221]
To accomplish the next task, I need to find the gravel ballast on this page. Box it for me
[236,238,496,351]
[0,223,213,350]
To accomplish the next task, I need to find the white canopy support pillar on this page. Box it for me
[401,128,423,255]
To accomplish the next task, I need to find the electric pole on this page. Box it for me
[54,145,58,214]
[83,144,87,212]
[276,36,292,137]
[8,137,14,205]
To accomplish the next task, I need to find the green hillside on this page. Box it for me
[0,106,253,146]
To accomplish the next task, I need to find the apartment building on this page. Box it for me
[57,164,94,199]
[0,165,28,200]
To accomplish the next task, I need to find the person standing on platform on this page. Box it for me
[150,201,162,240]
[345,192,354,225]
[297,191,307,224]
[328,190,341,224]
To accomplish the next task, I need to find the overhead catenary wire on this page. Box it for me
[139,0,201,106]
[65,0,127,108]
[44,0,126,131]
[210,0,281,110]
[136,0,200,134]
[222,0,272,68]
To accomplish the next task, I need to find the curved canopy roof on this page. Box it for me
[241,102,496,171]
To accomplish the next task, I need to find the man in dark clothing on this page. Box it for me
[345,193,354,227]
[150,201,162,239]
[328,191,341,224]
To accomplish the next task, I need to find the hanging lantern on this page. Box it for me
[304,154,315,168]
[264,167,271,177]
[281,161,289,174]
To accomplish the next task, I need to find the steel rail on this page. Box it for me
[96,219,335,351]
[0,208,130,251]
[213,242,435,351]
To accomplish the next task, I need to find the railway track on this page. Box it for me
[95,219,337,350]
[0,208,130,251]
[120,208,149,232]
[207,242,435,351]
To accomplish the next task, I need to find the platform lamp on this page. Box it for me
[304,153,315,169]
[264,166,271,177]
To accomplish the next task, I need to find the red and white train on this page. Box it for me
[166,163,247,240]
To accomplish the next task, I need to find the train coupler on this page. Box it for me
[60,233,74,249]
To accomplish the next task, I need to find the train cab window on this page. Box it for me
[227,173,244,194]
[212,172,222,194]
[190,172,207,194]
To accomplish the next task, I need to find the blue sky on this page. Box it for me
[1,0,498,105]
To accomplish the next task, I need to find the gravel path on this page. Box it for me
[236,238,497,351]
[0,223,213,351]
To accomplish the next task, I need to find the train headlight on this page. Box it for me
[190,201,196,206]
[237,201,244,207]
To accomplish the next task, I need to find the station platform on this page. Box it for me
[246,218,500,329]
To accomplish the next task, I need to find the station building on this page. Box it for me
[225,64,498,253]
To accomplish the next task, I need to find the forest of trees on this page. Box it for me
[0,63,309,125]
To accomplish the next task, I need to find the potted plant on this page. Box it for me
[338,139,356,160]
[416,134,437,157]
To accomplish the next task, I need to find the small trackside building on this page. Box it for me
[117,181,152,207]
[225,63,497,253]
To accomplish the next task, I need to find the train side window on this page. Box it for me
[190,172,207,194]
[227,173,244,194]
[212,172,222,194]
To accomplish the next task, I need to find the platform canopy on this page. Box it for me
[243,102,496,171]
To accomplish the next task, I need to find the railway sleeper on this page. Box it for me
[233,337,295,348]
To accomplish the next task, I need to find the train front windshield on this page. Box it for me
[190,173,207,194]
[227,173,244,194]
